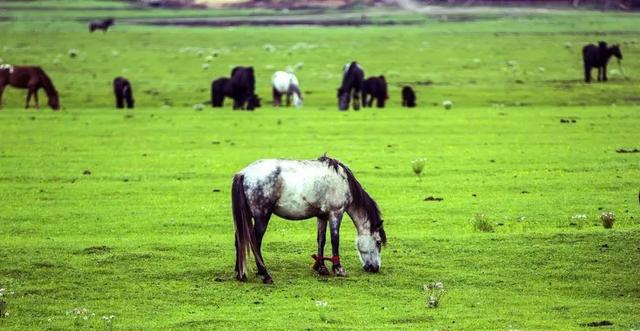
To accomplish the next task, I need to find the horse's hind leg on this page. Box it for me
[0,83,5,110]
[25,90,33,109]
[253,214,273,284]
[272,88,281,107]
[584,64,591,83]
[285,93,291,107]
[313,218,330,276]
[602,65,608,82]
[328,212,347,277]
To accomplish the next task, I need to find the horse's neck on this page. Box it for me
[39,74,57,98]
[346,207,370,235]
[289,84,300,96]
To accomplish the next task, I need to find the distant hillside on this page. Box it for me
[139,0,640,9]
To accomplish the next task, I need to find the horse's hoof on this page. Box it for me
[236,273,247,282]
[315,264,330,276]
[333,265,347,277]
[262,276,273,284]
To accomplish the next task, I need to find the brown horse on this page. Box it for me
[0,65,60,110]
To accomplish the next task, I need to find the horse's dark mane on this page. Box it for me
[340,61,362,92]
[318,155,386,243]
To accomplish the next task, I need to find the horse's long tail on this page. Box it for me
[232,174,264,279]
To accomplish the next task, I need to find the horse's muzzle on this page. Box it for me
[363,264,379,273]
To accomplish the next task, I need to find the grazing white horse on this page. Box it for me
[271,71,302,108]
[232,156,387,284]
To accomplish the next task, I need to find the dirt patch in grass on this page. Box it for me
[77,245,112,255]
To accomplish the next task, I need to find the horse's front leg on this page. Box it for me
[597,67,602,81]
[313,217,330,276]
[352,91,361,111]
[329,212,347,276]
[33,89,40,110]
[602,64,608,82]
[253,214,273,284]
[232,97,242,110]
[285,92,291,107]
[25,89,33,109]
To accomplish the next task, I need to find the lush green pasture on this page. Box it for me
[1,2,640,330]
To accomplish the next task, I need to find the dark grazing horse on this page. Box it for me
[113,77,134,109]
[232,156,387,284]
[0,65,60,110]
[337,61,364,111]
[211,77,232,107]
[402,86,416,108]
[230,66,257,110]
[89,18,115,33]
[361,75,388,108]
[582,42,623,83]
[211,76,261,110]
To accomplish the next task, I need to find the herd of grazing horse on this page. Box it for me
[0,21,628,284]
[0,31,624,112]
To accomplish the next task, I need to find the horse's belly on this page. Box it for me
[272,205,313,221]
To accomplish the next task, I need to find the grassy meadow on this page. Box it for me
[1,1,639,330]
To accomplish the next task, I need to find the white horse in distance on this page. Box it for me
[271,71,302,108]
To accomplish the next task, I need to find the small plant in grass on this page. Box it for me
[600,212,616,229]
[569,214,588,228]
[315,300,329,323]
[102,315,116,331]
[0,288,15,318]
[423,282,446,308]
[67,307,94,326]
[470,213,494,233]
[411,158,426,177]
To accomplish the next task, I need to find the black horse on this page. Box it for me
[582,42,623,83]
[113,77,134,109]
[211,77,232,107]
[89,18,114,33]
[337,61,364,111]
[361,75,388,108]
[230,66,257,110]
[401,86,416,108]
[211,75,261,110]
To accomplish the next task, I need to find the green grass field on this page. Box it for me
[1,1,639,330]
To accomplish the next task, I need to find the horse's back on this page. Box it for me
[238,159,350,220]
[272,71,299,92]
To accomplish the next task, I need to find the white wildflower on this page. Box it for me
[315,300,328,308]
[442,100,453,110]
